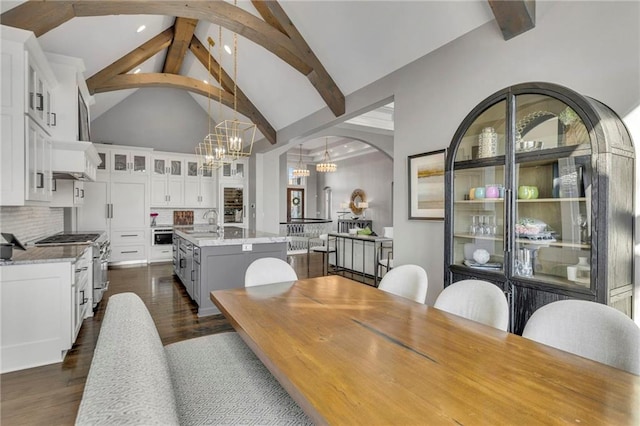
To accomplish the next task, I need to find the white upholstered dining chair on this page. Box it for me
[434,279,509,331]
[244,257,298,287]
[378,264,428,304]
[522,300,640,375]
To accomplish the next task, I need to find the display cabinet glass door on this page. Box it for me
[452,100,506,274]
[512,93,592,290]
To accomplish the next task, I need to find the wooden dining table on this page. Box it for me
[210,275,639,425]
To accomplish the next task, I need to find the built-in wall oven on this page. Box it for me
[152,227,173,246]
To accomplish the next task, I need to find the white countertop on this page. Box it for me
[175,227,289,247]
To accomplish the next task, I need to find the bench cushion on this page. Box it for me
[165,333,311,425]
[76,293,179,425]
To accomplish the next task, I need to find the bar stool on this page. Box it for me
[378,241,393,277]
[307,234,336,276]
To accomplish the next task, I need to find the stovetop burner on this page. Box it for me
[35,233,101,245]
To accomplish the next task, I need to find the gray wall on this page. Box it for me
[267,1,640,307]
[316,151,393,233]
[91,88,210,154]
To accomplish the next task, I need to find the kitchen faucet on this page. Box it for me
[203,209,219,230]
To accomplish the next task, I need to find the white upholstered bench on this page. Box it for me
[75,292,311,425]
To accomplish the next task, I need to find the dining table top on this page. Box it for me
[210,275,639,425]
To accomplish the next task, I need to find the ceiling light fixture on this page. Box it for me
[316,137,337,173]
[293,144,310,177]
[136,25,146,33]
[215,4,256,160]
[133,68,141,74]
[224,44,232,55]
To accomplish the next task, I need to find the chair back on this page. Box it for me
[522,300,640,375]
[378,264,428,303]
[434,279,509,331]
[245,257,298,287]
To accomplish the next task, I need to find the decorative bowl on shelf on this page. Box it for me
[472,249,491,265]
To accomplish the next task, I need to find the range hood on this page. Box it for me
[51,140,100,181]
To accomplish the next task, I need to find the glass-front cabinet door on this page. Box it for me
[513,94,592,291]
[451,100,506,275]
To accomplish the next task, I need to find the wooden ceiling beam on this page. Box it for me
[163,17,198,74]
[252,0,345,117]
[93,73,276,145]
[1,1,345,118]
[70,1,312,75]
[0,1,75,37]
[189,36,276,145]
[86,28,174,94]
[487,0,536,40]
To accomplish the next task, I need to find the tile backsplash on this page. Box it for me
[0,207,64,244]
[151,208,218,226]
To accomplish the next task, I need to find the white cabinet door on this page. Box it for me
[1,262,73,373]
[151,177,169,206]
[110,180,147,230]
[167,177,184,206]
[77,180,109,233]
[200,179,216,208]
[0,39,26,205]
[25,118,51,202]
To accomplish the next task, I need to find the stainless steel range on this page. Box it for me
[35,232,110,308]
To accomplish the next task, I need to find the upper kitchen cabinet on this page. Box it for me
[151,152,184,207]
[444,82,635,334]
[220,159,247,181]
[109,147,150,175]
[184,155,216,208]
[1,25,57,205]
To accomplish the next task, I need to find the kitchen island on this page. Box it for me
[173,227,288,316]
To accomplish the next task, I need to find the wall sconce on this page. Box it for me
[357,202,369,219]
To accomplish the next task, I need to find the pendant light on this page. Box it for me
[293,144,310,177]
[215,2,256,160]
[196,31,228,170]
[316,137,337,173]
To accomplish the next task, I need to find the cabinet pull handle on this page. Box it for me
[121,250,138,254]
[504,189,512,253]
[80,189,84,198]
[121,234,138,237]
[36,93,43,111]
[50,112,57,126]
[80,290,87,305]
[36,172,44,188]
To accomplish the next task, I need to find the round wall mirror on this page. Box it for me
[349,188,366,215]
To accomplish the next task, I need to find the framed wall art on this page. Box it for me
[408,149,446,220]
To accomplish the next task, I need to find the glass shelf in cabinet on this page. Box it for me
[455,198,504,204]
[514,238,589,249]
[516,197,586,203]
[454,233,504,242]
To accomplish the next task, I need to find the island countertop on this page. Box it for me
[174,226,289,247]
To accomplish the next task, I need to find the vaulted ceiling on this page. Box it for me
[1,1,534,148]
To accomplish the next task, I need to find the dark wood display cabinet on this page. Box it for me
[444,82,635,334]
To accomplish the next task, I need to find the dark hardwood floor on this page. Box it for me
[0,253,325,426]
